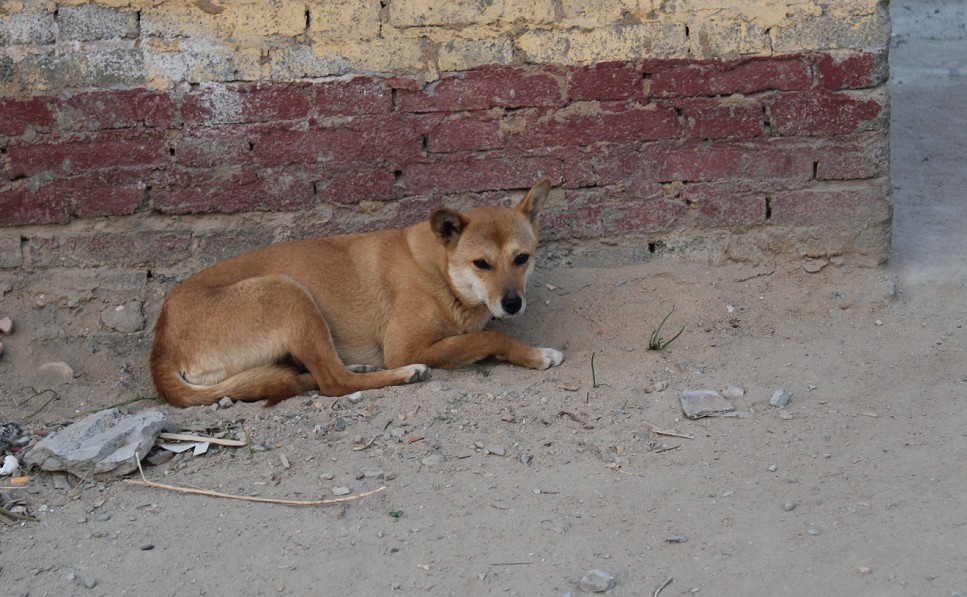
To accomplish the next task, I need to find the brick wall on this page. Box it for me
[0,1,890,384]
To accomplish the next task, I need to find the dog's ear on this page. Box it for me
[430,208,468,245]
[516,178,552,229]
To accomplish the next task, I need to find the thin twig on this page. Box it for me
[86,395,156,414]
[653,577,674,597]
[24,388,59,420]
[125,453,385,506]
[352,434,381,451]
[0,506,38,523]
[158,432,246,447]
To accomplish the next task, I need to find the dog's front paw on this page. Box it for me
[537,347,565,369]
[403,364,431,384]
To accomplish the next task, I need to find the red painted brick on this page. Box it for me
[769,179,892,226]
[426,113,501,153]
[814,136,888,181]
[0,97,58,136]
[667,97,765,141]
[506,103,680,149]
[0,187,70,226]
[398,65,564,113]
[152,167,313,214]
[650,56,811,98]
[33,173,145,218]
[8,129,168,177]
[766,90,883,136]
[815,52,886,90]
[656,143,814,183]
[681,183,766,226]
[316,167,398,205]
[63,88,174,130]
[314,77,393,116]
[568,62,647,102]
[557,143,648,189]
[175,125,255,168]
[403,156,562,195]
[253,117,423,167]
[182,83,311,126]
[542,187,684,238]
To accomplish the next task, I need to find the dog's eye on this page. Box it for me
[513,253,530,266]
[473,259,491,270]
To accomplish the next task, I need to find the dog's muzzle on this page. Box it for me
[501,293,523,316]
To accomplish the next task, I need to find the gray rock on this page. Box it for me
[332,486,351,496]
[421,454,443,467]
[653,380,669,392]
[100,301,146,333]
[784,500,797,511]
[486,444,506,456]
[665,534,688,543]
[723,385,746,398]
[217,396,234,409]
[579,569,616,593]
[24,408,166,479]
[770,389,792,408]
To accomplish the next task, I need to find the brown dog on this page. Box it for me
[150,179,564,407]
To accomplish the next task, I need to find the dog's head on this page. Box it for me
[431,178,552,319]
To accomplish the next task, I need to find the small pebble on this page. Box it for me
[579,569,616,593]
[807,527,821,536]
[217,396,234,409]
[857,566,872,575]
[654,381,669,392]
[319,472,334,480]
[332,486,351,496]
[770,389,792,408]
[421,454,443,467]
[665,534,688,543]
[874,320,883,326]
[334,418,348,432]
[784,500,797,511]
[768,464,778,472]
[486,445,506,456]
[723,385,745,398]
[96,513,111,522]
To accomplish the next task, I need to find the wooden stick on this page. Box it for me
[653,577,674,597]
[158,432,247,447]
[125,452,385,506]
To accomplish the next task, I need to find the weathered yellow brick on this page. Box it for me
[437,35,515,72]
[772,11,890,53]
[518,23,688,64]
[313,34,429,77]
[561,0,644,25]
[388,0,501,28]
[688,21,771,58]
[142,1,305,42]
[308,0,382,41]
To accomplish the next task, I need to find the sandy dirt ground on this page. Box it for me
[2,2,966,595]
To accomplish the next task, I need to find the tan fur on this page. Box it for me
[150,179,564,407]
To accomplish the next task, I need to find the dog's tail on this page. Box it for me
[151,362,316,408]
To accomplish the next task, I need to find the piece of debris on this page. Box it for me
[0,455,19,476]
[23,408,167,479]
[770,389,792,408]
[486,444,507,456]
[0,316,12,334]
[579,569,616,593]
[680,389,734,419]
[665,534,688,543]
[654,380,669,392]
[723,385,745,398]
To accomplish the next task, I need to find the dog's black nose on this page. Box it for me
[501,294,523,315]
